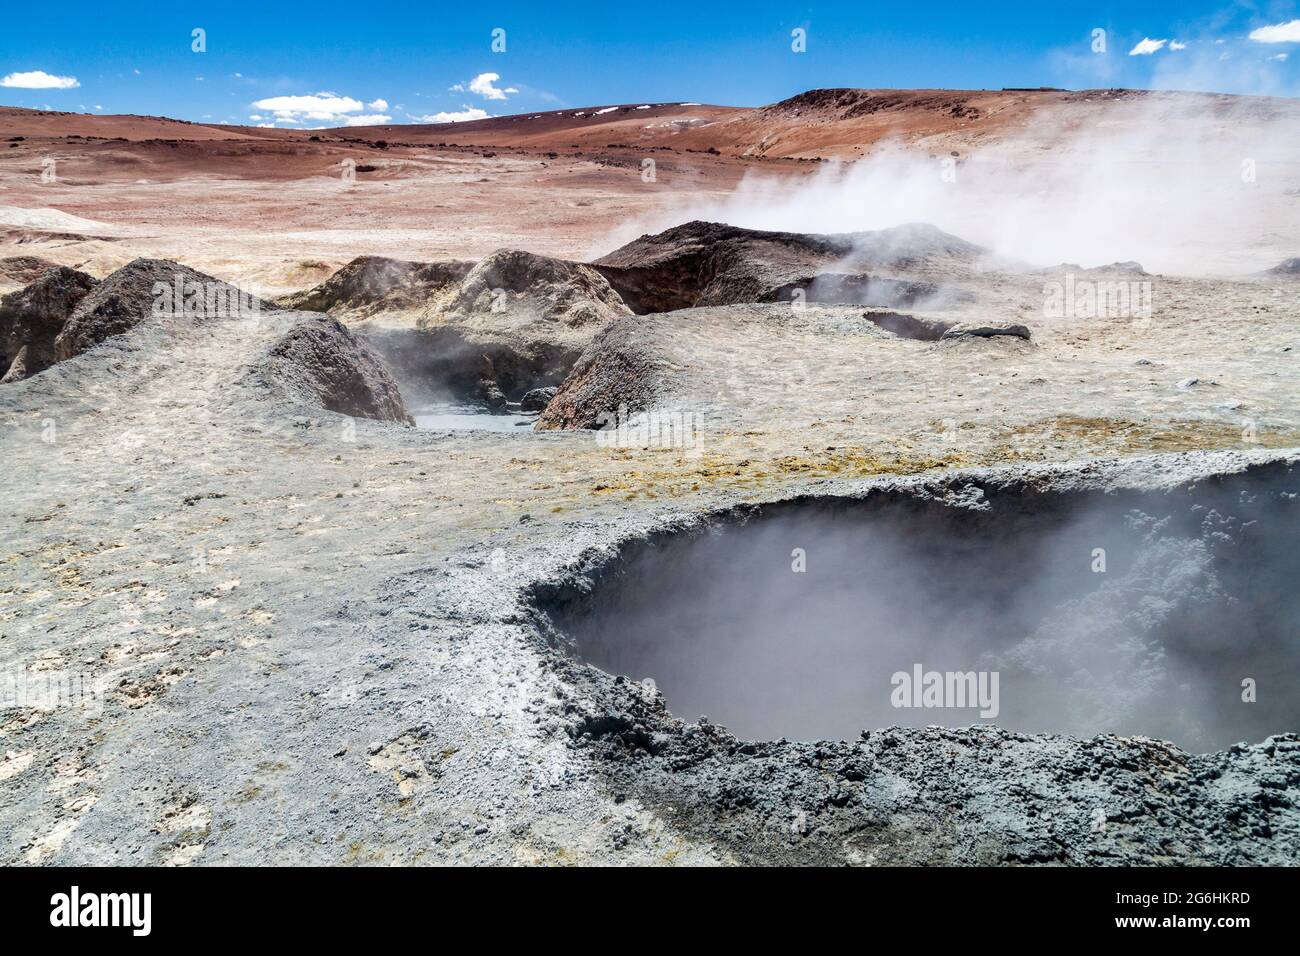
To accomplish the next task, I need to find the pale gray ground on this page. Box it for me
[1,272,1298,863]
[3,88,1300,866]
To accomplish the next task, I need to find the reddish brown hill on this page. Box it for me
[0,107,278,141]
[4,89,1296,165]
[328,88,1171,159]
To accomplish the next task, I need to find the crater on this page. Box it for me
[538,462,1300,751]
[358,325,571,429]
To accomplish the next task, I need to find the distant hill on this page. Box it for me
[5,88,1298,163]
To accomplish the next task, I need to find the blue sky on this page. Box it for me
[1,1,1297,125]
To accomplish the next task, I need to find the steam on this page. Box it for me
[556,468,1300,751]
[602,94,1300,276]
[778,274,971,312]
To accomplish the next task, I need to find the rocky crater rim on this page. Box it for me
[527,449,1300,755]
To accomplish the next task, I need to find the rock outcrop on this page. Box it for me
[0,265,99,382]
[0,345,29,384]
[535,318,669,430]
[862,308,954,341]
[250,313,413,424]
[399,249,633,405]
[277,255,475,319]
[54,258,269,362]
[941,320,1031,341]
[592,220,983,313]
[520,386,558,411]
[440,249,631,332]
[862,310,1031,343]
[768,273,955,309]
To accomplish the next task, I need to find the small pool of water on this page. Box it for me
[411,402,535,432]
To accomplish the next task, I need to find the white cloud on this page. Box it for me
[1169,40,1187,51]
[412,107,490,123]
[1270,52,1290,61]
[1129,38,1168,56]
[1,70,80,89]
[340,114,391,126]
[253,92,362,114]
[250,92,393,126]
[464,72,514,100]
[1249,20,1300,43]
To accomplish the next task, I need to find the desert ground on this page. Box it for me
[1,89,1298,865]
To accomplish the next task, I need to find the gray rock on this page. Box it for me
[0,265,99,382]
[444,249,630,330]
[593,220,985,313]
[248,312,413,424]
[941,321,1032,341]
[863,309,954,341]
[0,344,28,384]
[519,387,558,412]
[277,256,474,318]
[54,257,270,362]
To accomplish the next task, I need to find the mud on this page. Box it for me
[544,462,1299,751]
[526,455,1300,865]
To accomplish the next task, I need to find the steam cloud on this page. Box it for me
[603,95,1300,276]
[556,467,1300,751]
